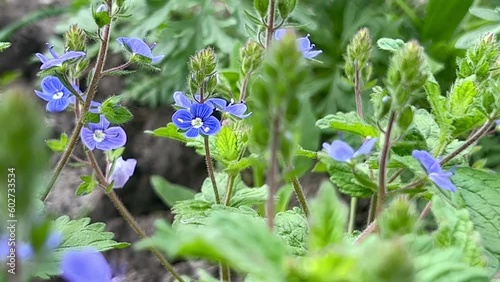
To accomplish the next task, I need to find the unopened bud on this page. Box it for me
[240,40,264,75]
[64,24,87,51]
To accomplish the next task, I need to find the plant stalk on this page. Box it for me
[265,0,276,48]
[291,175,310,216]
[204,137,221,204]
[266,115,280,230]
[376,111,396,217]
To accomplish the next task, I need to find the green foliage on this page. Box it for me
[452,168,500,277]
[76,175,98,196]
[46,133,69,152]
[377,196,419,239]
[100,96,133,124]
[150,175,196,207]
[315,111,379,138]
[319,156,375,197]
[274,208,308,256]
[308,181,347,251]
[0,42,10,52]
[215,126,239,163]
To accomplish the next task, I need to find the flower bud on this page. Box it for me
[457,33,499,81]
[344,28,372,84]
[93,3,111,28]
[64,24,87,52]
[240,40,264,75]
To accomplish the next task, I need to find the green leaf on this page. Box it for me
[151,175,196,207]
[316,111,379,138]
[412,109,441,152]
[253,0,269,17]
[432,197,486,268]
[0,42,11,52]
[425,81,453,143]
[275,184,294,212]
[452,168,500,277]
[274,208,308,255]
[325,160,374,198]
[378,197,418,239]
[423,0,474,42]
[215,126,239,163]
[146,122,188,143]
[451,110,486,138]
[83,111,100,124]
[46,133,69,152]
[102,105,133,124]
[469,7,500,21]
[34,216,129,278]
[229,185,267,207]
[224,154,261,175]
[137,212,287,282]
[448,77,478,117]
[308,181,348,251]
[391,128,428,156]
[76,175,98,196]
[376,38,405,52]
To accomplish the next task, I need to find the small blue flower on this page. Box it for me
[35,76,74,112]
[36,44,85,70]
[323,138,377,162]
[496,120,500,126]
[412,150,457,192]
[173,92,251,119]
[61,247,112,282]
[1,231,62,262]
[117,37,164,64]
[108,157,137,189]
[172,103,221,138]
[81,115,127,151]
[274,29,322,59]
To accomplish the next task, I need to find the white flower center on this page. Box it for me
[52,91,64,100]
[93,130,105,143]
[191,117,203,128]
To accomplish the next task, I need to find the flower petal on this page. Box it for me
[296,36,312,52]
[46,98,70,113]
[225,103,251,119]
[429,172,457,192]
[201,116,221,136]
[274,29,287,40]
[205,98,227,109]
[35,90,52,102]
[353,138,377,158]
[80,128,97,150]
[41,76,64,94]
[58,51,86,61]
[185,127,200,138]
[61,248,112,282]
[151,55,164,64]
[96,127,127,151]
[172,109,194,130]
[173,91,193,109]
[36,53,48,63]
[412,150,439,174]
[109,157,137,188]
[88,115,111,131]
[124,38,153,58]
[190,103,214,120]
[44,232,62,251]
[323,140,355,162]
[304,50,322,59]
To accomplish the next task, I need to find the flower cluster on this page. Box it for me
[323,138,377,163]
[36,44,85,70]
[274,29,322,59]
[171,92,251,138]
[81,115,127,151]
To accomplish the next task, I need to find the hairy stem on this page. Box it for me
[376,111,396,217]
[265,0,276,48]
[239,71,252,102]
[418,201,432,221]
[354,219,377,244]
[86,151,185,282]
[223,174,236,206]
[205,137,221,204]
[367,194,377,225]
[266,116,280,230]
[102,60,132,75]
[291,175,310,216]
[42,16,113,201]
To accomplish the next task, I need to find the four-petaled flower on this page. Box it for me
[36,43,85,70]
[412,150,457,192]
[117,37,164,64]
[35,76,74,112]
[275,29,322,59]
[323,138,377,162]
[172,103,221,138]
[81,115,127,151]
[61,247,113,282]
[173,91,251,119]
[108,157,137,189]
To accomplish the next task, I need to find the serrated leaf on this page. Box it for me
[308,181,347,251]
[451,109,486,137]
[76,175,98,196]
[83,111,100,124]
[102,105,133,124]
[151,175,196,207]
[46,132,68,152]
[448,77,478,117]
[215,126,238,162]
[391,128,428,156]
[224,154,261,175]
[412,109,441,152]
[315,111,378,138]
[296,146,317,159]
[146,122,188,143]
[229,185,267,207]
[425,81,453,143]
[452,168,500,277]
[201,173,250,205]
[327,161,374,198]
[376,38,405,52]
[274,208,308,255]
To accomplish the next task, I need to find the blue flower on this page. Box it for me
[274,29,322,59]
[81,115,127,151]
[173,92,251,119]
[34,76,74,112]
[1,231,62,262]
[108,157,137,189]
[172,103,221,138]
[323,138,377,162]
[36,44,85,70]
[412,150,457,192]
[61,247,112,282]
[117,37,164,64]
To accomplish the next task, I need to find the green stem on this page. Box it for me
[376,111,397,217]
[102,60,132,75]
[291,175,310,216]
[418,201,432,221]
[41,12,113,201]
[220,262,231,282]
[367,194,377,225]
[348,197,358,234]
[224,174,236,206]
[265,0,276,48]
[86,151,185,282]
[205,137,221,204]
[394,0,421,27]
[266,115,281,230]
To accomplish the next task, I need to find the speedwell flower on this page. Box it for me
[323,138,377,162]
[81,115,127,151]
[117,37,164,64]
[172,103,221,138]
[36,43,85,70]
[274,29,322,59]
[1,231,62,262]
[173,92,251,119]
[61,247,113,282]
[35,76,74,112]
[108,157,137,189]
[412,150,457,192]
